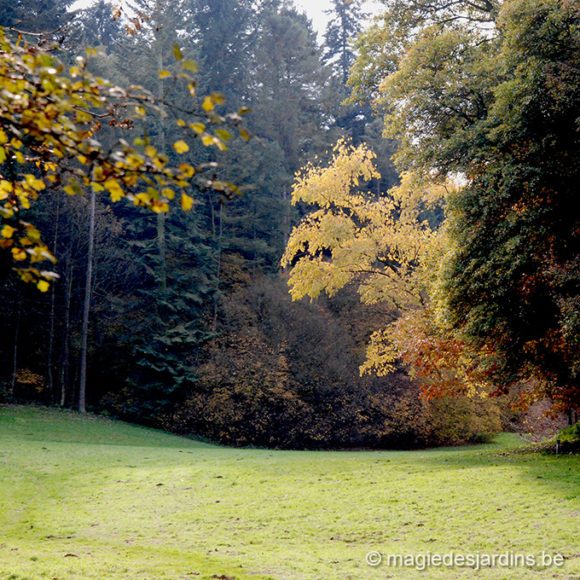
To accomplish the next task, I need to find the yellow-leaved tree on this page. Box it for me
[0,29,247,290]
[282,140,444,307]
[282,139,492,398]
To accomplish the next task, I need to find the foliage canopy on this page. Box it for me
[0,28,244,289]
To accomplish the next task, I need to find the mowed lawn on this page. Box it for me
[0,406,578,579]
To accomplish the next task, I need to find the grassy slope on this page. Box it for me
[0,406,578,579]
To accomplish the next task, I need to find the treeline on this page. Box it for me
[282,0,578,431]
[1,0,573,448]
[0,0,420,448]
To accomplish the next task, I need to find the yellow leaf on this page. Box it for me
[64,184,80,196]
[0,180,13,195]
[173,140,190,155]
[190,122,205,134]
[134,192,151,206]
[181,60,198,73]
[201,135,215,147]
[24,175,46,192]
[159,70,172,79]
[104,179,124,202]
[26,226,41,242]
[1,225,16,239]
[215,129,232,142]
[151,201,170,214]
[91,182,105,192]
[75,109,92,123]
[179,163,195,178]
[181,193,194,211]
[202,96,215,112]
[173,44,183,61]
[37,280,50,292]
[12,247,27,261]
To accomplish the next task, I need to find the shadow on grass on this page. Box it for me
[0,405,213,449]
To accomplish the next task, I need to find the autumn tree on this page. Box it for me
[281,140,470,393]
[0,26,244,281]
[363,0,579,415]
[291,0,578,417]
[439,0,580,417]
[348,0,498,104]
[0,23,248,411]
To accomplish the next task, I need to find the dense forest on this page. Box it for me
[0,0,577,449]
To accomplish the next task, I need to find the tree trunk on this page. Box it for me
[282,188,291,246]
[157,213,167,291]
[60,244,74,407]
[212,201,223,331]
[78,190,96,413]
[10,315,20,400]
[47,194,61,402]
[156,15,168,292]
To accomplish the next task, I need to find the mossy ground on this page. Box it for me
[0,406,578,579]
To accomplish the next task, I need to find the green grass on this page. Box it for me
[0,406,578,579]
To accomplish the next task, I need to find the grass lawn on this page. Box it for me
[0,406,578,579]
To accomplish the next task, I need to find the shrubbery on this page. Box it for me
[554,424,580,454]
[169,278,502,449]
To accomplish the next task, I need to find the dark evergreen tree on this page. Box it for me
[322,0,370,144]
[190,0,259,105]
[75,0,123,48]
[0,0,77,35]
[251,4,330,172]
[324,0,366,86]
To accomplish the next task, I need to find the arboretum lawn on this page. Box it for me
[0,407,578,579]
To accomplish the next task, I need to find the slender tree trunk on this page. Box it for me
[47,194,61,402]
[60,255,73,408]
[10,314,20,400]
[156,17,168,292]
[208,192,217,237]
[157,214,167,291]
[282,188,291,246]
[251,204,258,277]
[212,201,223,331]
[78,190,96,413]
